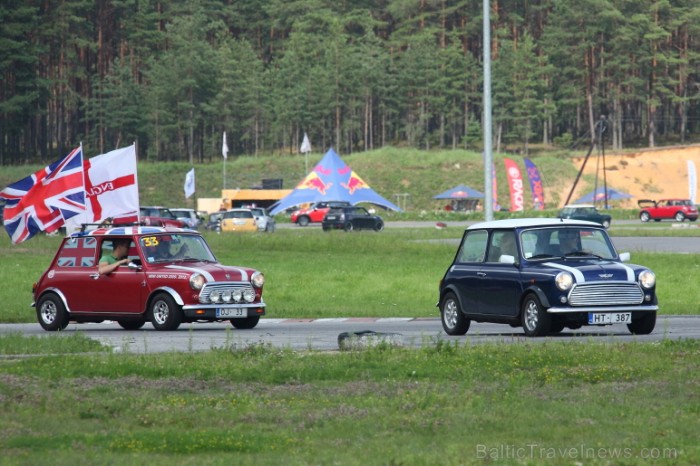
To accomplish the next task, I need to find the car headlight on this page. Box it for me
[639,270,656,289]
[190,273,206,290]
[555,271,574,291]
[251,271,265,288]
[243,288,255,303]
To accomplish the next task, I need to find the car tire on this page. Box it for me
[297,216,310,227]
[149,293,182,331]
[627,312,656,335]
[675,212,685,222]
[36,294,70,331]
[440,292,470,335]
[374,221,384,232]
[640,212,651,222]
[549,324,566,335]
[344,222,353,232]
[230,316,260,329]
[322,225,330,231]
[521,294,550,337]
[117,319,146,330]
[602,219,611,229]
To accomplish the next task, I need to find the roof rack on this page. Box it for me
[78,219,144,234]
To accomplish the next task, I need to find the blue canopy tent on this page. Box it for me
[574,187,633,204]
[433,184,484,212]
[433,184,485,200]
[269,148,402,215]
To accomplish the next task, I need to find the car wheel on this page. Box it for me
[344,222,353,232]
[149,293,182,331]
[440,292,470,335]
[117,318,146,330]
[374,221,384,232]
[602,219,611,229]
[230,316,260,329]
[675,212,685,222]
[640,212,651,222]
[627,312,656,335]
[297,216,310,227]
[521,294,550,337]
[36,294,70,331]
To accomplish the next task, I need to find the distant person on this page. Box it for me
[98,239,130,275]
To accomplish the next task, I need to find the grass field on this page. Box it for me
[0,337,698,465]
[1,223,699,464]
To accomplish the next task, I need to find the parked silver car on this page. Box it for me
[249,207,276,232]
[170,208,204,229]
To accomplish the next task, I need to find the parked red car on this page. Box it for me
[638,199,698,222]
[33,226,266,331]
[140,206,187,228]
[290,201,351,226]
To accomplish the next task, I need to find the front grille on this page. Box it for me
[568,282,644,306]
[199,282,254,304]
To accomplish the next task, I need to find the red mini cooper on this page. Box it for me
[32,226,266,331]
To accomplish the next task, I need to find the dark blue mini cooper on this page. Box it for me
[438,218,658,336]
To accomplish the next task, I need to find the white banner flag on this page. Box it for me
[184,168,195,199]
[689,160,697,204]
[65,144,139,231]
[222,132,229,160]
[300,132,311,154]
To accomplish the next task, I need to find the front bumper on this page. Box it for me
[547,305,658,314]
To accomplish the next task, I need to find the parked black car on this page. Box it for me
[322,206,384,232]
[438,218,657,337]
[557,204,612,229]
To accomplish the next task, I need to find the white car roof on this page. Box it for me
[467,218,601,230]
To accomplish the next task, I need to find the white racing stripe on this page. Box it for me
[164,265,250,282]
[618,263,636,281]
[165,265,215,281]
[543,262,586,282]
[544,261,636,282]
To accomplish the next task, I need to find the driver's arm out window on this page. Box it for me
[456,230,488,263]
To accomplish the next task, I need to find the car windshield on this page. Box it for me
[140,234,217,263]
[520,227,616,260]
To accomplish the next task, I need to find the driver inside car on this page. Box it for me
[144,237,189,262]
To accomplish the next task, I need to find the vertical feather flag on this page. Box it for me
[184,168,195,199]
[524,158,545,210]
[503,158,525,212]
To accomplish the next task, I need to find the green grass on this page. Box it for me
[1,226,699,324]
[0,339,698,464]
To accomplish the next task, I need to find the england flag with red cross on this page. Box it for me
[65,144,139,231]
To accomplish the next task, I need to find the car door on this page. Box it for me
[477,231,522,316]
[354,207,372,229]
[447,230,488,315]
[73,238,145,314]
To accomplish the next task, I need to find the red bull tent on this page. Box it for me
[269,148,402,215]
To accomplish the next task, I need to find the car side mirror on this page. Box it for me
[619,252,630,262]
[499,254,516,265]
[128,260,142,270]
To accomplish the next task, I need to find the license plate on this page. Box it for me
[326,216,337,220]
[216,308,247,318]
[588,312,631,324]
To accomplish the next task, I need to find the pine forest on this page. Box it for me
[1,0,700,164]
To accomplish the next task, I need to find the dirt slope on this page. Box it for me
[557,144,700,209]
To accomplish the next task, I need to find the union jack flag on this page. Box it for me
[0,146,86,244]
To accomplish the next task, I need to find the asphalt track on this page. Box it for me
[1,316,699,353]
[2,224,699,353]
